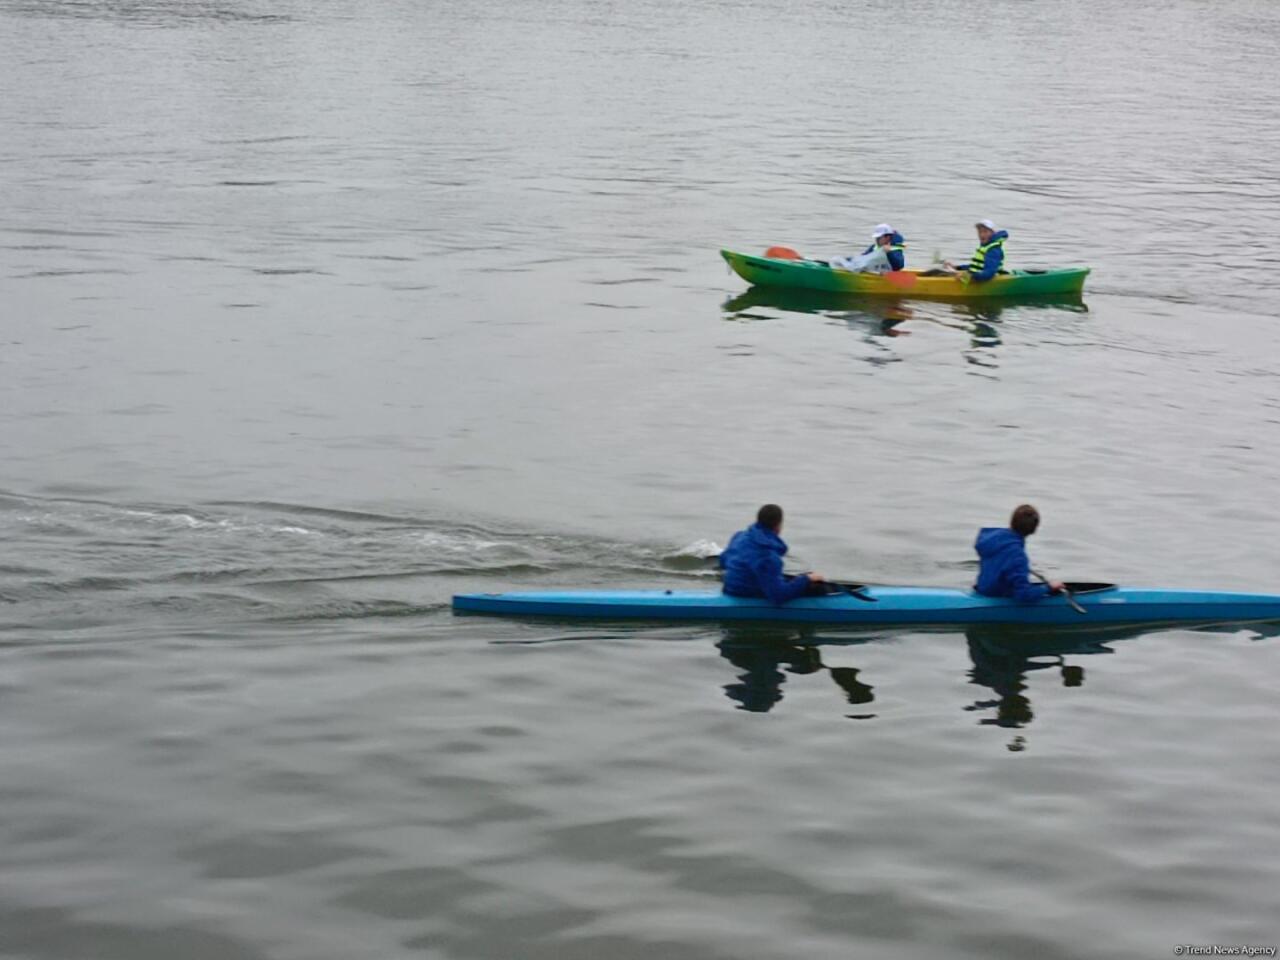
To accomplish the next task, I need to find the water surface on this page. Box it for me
[3,0,1280,957]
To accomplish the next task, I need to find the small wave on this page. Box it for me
[121,509,317,536]
[7,2,294,26]
[263,599,450,623]
[208,500,420,526]
[671,539,723,560]
[250,267,330,276]
[418,532,504,551]
[14,268,130,278]
[0,490,738,634]
[0,564,53,576]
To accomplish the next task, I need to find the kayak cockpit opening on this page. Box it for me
[1063,583,1116,594]
[811,581,876,601]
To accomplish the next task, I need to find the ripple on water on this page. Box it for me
[3,1,1280,957]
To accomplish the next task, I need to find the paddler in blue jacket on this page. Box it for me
[945,219,1008,283]
[719,504,825,604]
[832,224,907,273]
[864,224,906,271]
[974,504,1064,601]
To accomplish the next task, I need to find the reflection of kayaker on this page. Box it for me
[717,629,876,714]
[964,627,1095,731]
[719,284,920,323]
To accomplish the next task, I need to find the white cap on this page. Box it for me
[871,223,895,239]
[975,219,998,231]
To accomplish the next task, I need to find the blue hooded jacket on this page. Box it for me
[861,231,907,271]
[973,527,1050,602]
[961,229,1008,282]
[719,523,811,604]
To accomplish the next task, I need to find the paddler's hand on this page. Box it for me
[808,573,826,584]
[1049,580,1066,593]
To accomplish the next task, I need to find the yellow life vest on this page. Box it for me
[968,236,1006,273]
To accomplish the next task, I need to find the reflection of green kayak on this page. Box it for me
[722,249,1090,299]
[722,283,1087,319]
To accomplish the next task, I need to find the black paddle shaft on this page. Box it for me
[1032,569,1087,615]
[804,579,877,602]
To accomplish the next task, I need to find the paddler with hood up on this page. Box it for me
[719,504,825,604]
[974,504,1065,601]
[945,219,1009,283]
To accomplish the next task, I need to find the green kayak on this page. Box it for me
[723,249,1089,299]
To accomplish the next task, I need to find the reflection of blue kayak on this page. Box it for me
[452,584,1280,627]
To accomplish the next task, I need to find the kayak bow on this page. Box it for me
[453,585,1280,627]
[722,249,1089,299]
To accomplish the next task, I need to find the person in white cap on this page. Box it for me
[866,224,907,271]
[829,224,907,273]
[944,220,1008,283]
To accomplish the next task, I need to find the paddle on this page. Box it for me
[819,580,878,602]
[1033,569,1087,615]
[792,576,877,601]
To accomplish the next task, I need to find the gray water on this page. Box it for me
[3,1,1280,957]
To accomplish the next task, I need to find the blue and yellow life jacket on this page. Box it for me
[968,235,1006,274]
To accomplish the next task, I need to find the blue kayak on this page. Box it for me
[452,584,1280,627]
